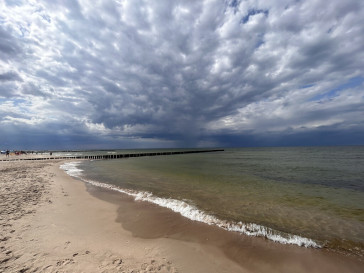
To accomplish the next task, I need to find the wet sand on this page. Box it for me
[92,185,364,273]
[1,160,363,272]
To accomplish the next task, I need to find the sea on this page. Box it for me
[59,146,364,257]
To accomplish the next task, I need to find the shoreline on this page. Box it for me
[1,160,363,272]
[0,160,245,272]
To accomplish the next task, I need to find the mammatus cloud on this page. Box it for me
[0,0,363,149]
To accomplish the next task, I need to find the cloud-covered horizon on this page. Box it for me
[1,0,364,150]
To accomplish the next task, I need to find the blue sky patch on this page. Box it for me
[309,76,364,101]
[241,9,269,24]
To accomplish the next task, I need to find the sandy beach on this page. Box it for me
[1,159,363,273]
[0,159,245,273]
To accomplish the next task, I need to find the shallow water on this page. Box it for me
[61,146,364,255]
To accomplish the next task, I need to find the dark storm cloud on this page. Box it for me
[0,71,22,82]
[0,0,364,149]
[0,25,22,60]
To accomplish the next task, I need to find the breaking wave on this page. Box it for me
[60,161,320,248]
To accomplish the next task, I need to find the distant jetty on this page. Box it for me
[0,149,224,161]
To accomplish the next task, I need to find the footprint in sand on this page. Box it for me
[63,241,71,249]
[56,258,74,266]
[140,259,177,273]
[112,258,123,265]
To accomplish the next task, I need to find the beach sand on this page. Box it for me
[1,160,363,272]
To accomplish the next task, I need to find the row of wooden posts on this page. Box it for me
[1,149,224,161]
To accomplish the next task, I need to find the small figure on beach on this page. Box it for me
[6,150,10,157]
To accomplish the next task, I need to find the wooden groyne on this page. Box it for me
[0,149,224,162]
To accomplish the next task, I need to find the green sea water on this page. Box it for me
[76,146,364,255]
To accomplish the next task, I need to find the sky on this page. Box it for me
[0,0,364,150]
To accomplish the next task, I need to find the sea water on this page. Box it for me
[60,146,364,256]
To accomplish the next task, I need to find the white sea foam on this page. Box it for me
[60,161,84,177]
[60,162,321,249]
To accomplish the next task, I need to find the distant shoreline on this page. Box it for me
[0,149,224,161]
